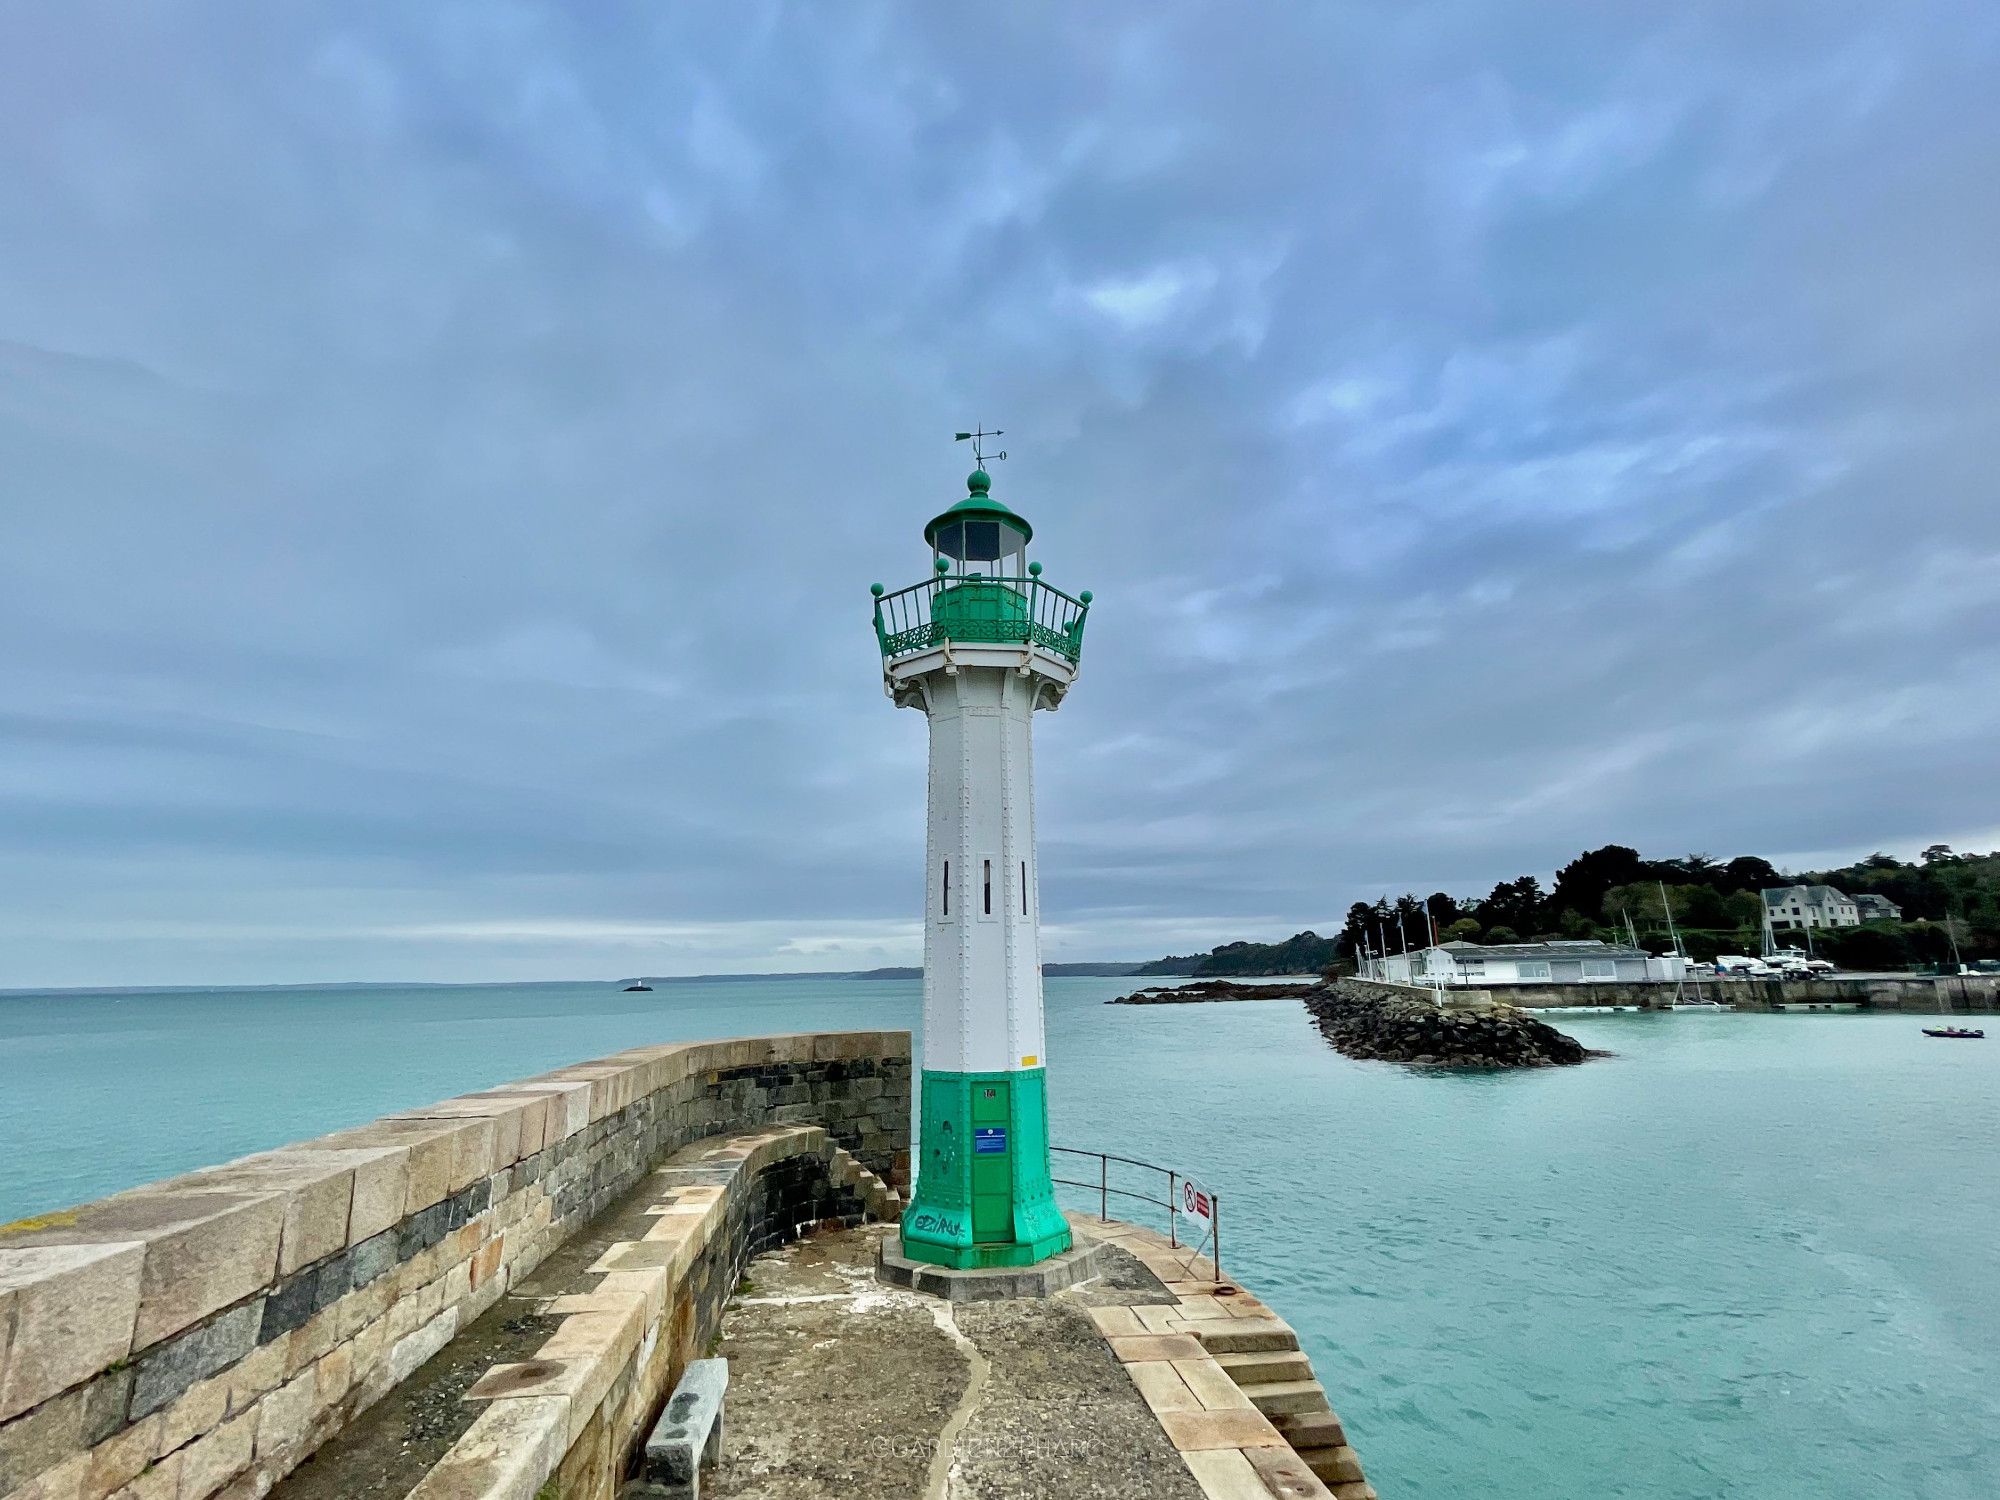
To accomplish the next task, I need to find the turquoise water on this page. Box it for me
[3,978,1997,1499]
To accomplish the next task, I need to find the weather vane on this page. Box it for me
[954,425,1007,467]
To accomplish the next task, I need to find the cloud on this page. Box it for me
[1079,261,1217,328]
[1,1,1996,985]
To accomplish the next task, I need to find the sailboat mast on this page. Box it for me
[1658,879,1687,1005]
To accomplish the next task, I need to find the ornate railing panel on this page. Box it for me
[872,575,1089,665]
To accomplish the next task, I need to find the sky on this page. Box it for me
[3,2,1998,988]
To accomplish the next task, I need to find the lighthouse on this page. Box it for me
[869,462,1091,1269]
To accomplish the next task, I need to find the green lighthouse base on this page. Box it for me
[900,1067,1072,1270]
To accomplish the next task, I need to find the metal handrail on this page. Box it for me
[871,574,1090,665]
[1050,1145,1221,1277]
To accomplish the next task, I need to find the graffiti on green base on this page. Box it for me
[911,1210,964,1239]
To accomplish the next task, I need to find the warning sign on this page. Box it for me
[1176,1176,1215,1238]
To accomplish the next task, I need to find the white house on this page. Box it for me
[1373,939,1665,986]
[1761,885,1861,930]
[1852,892,1903,922]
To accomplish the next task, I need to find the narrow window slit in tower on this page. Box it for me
[943,861,950,916]
[983,859,993,915]
[1021,862,1028,914]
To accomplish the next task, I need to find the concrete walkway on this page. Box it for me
[705,1218,1375,1500]
[705,1225,1206,1500]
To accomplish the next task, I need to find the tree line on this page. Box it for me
[1134,931,1340,977]
[1336,843,2000,968]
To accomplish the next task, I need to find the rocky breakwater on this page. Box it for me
[1109,978,1323,1004]
[1308,980,1597,1068]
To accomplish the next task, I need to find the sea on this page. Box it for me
[3,974,1996,1500]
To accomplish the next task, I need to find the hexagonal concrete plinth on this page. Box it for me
[876,1229,1113,1302]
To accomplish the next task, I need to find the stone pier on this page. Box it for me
[0,1033,909,1500]
[0,1032,1375,1500]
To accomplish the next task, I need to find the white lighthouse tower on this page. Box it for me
[869,461,1091,1269]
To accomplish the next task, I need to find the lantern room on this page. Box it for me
[924,470,1032,578]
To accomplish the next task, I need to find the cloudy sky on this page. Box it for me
[3,3,1997,987]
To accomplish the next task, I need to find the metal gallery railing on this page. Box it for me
[870,573,1090,665]
[1050,1145,1221,1277]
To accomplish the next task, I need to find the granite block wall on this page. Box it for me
[0,1031,910,1500]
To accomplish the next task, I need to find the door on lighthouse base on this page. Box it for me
[970,1081,1012,1243]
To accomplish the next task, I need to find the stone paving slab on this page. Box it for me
[1107,1332,1206,1363]
[1124,1360,1203,1414]
[1156,1408,1294,1452]
[1187,1448,1301,1500]
[1170,1357,1259,1413]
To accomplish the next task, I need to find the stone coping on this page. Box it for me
[0,1030,909,1500]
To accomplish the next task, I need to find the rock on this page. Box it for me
[1303,981,1600,1070]
[1108,979,1323,1005]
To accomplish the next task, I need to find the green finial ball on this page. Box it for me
[1079,590,1093,604]
[1028,560,1042,577]
[935,557,951,573]
[967,468,991,494]
[870,582,884,597]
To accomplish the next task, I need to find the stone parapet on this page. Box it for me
[426,1126,876,1500]
[0,1031,911,1500]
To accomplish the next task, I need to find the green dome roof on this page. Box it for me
[923,470,1033,548]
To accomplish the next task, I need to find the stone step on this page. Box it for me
[1304,1445,1368,1487]
[1271,1409,1348,1451]
[1191,1318,1299,1354]
[849,1161,903,1223]
[1247,1379,1332,1418]
[1216,1349,1313,1385]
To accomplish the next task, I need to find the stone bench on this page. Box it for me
[631,1356,727,1497]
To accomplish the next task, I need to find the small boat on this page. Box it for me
[622,980,654,993]
[1922,1026,1983,1039]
